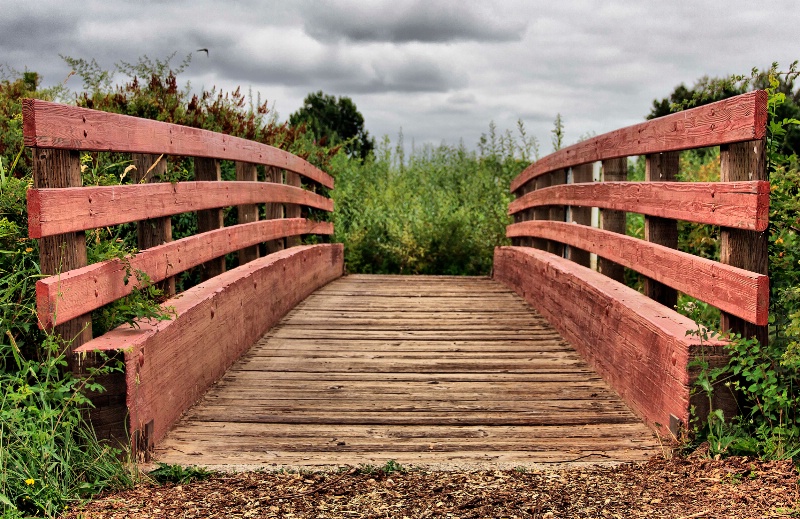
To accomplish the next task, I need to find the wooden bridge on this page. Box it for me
[23,90,768,468]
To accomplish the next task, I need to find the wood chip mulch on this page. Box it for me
[64,456,799,519]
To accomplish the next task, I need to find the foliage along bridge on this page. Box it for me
[22,91,768,468]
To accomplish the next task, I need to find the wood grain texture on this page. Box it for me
[506,220,768,325]
[720,139,769,347]
[568,163,593,267]
[511,90,767,192]
[493,246,731,433]
[37,219,333,328]
[548,169,567,256]
[155,275,657,468]
[27,181,333,238]
[195,158,225,280]
[285,171,302,247]
[32,147,92,344]
[508,180,769,232]
[235,161,259,265]
[599,158,627,283]
[72,244,344,446]
[644,152,679,307]
[22,99,334,188]
[132,153,175,296]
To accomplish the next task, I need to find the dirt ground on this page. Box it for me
[63,455,799,519]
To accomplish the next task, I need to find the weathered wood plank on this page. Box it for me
[22,99,334,188]
[644,151,679,307]
[511,90,767,191]
[720,139,769,347]
[508,180,769,231]
[72,244,344,446]
[37,219,332,328]
[506,220,768,325]
[235,161,259,265]
[494,246,730,433]
[599,158,627,283]
[27,181,333,238]
[155,275,657,468]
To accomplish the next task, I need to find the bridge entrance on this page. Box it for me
[155,275,657,469]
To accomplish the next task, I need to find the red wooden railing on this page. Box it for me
[24,99,344,452]
[495,90,768,434]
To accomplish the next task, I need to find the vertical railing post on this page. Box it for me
[598,158,627,283]
[194,158,225,280]
[720,140,768,345]
[235,161,260,264]
[33,148,92,350]
[285,170,302,247]
[264,166,285,254]
[548,169,567,256]
[132,153,175,296]
[532,173,551,251]
[512,180,532,247]
[568,163,593,267]
[644,152,679,307]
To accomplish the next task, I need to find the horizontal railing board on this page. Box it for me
[508,181,769,231]
[493,246,729,432]
[506,220,768,325]
[37,218,332,328]
[27,181,334,238]
[22,99,334,189]
[510,90,767,192]
[72,244,344,446]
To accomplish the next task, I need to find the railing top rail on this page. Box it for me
[510,90,767,192]
[23,99,334,189]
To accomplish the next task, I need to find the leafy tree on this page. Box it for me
[289,91,374,160]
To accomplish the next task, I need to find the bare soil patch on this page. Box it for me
[64,456,798,518]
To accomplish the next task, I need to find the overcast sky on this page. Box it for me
[1,0,797,155]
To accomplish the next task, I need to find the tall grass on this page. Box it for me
[331,125,536,275]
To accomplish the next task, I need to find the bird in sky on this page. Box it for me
[196,48,209,56]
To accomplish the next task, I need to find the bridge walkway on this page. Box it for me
[155,274,658,469]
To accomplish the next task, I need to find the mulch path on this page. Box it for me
[64,455,798,518]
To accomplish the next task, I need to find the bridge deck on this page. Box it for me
[155,274,658,469]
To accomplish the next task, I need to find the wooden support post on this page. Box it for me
[720,140,768,346]
[34,148,128,446]
[32,148,92,349]
[132,153,175,296]
[194,157,225,280]
[285,171,302,247]
[548,169,567,257]
[512,180,532,247]
[532,173,551,251]
[264,166,285,254]
[644,152,679,308]
[599,158,627,283]
[568,164,593,267]
[235,161,260,265]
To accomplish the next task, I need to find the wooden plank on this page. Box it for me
[568,163,593,267]
[195,157,225,280]
[508,180,769,232]
[644,152,679,307]
[494,246,730,433]
[31,147,92,343]
[510,90,767,191]
[235,161,259,265]
[132,153,175,296]
[72,244,344,446]
[720,139,769,347]
[506,220,768,325]
[548,169,567,256]
[37,219,333,328]
[22,99,334,188]
[285,171,302,247]
[599,157,625,283]
[154,274,658,468]
[264,166,285,254]
[27,181,334,238]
